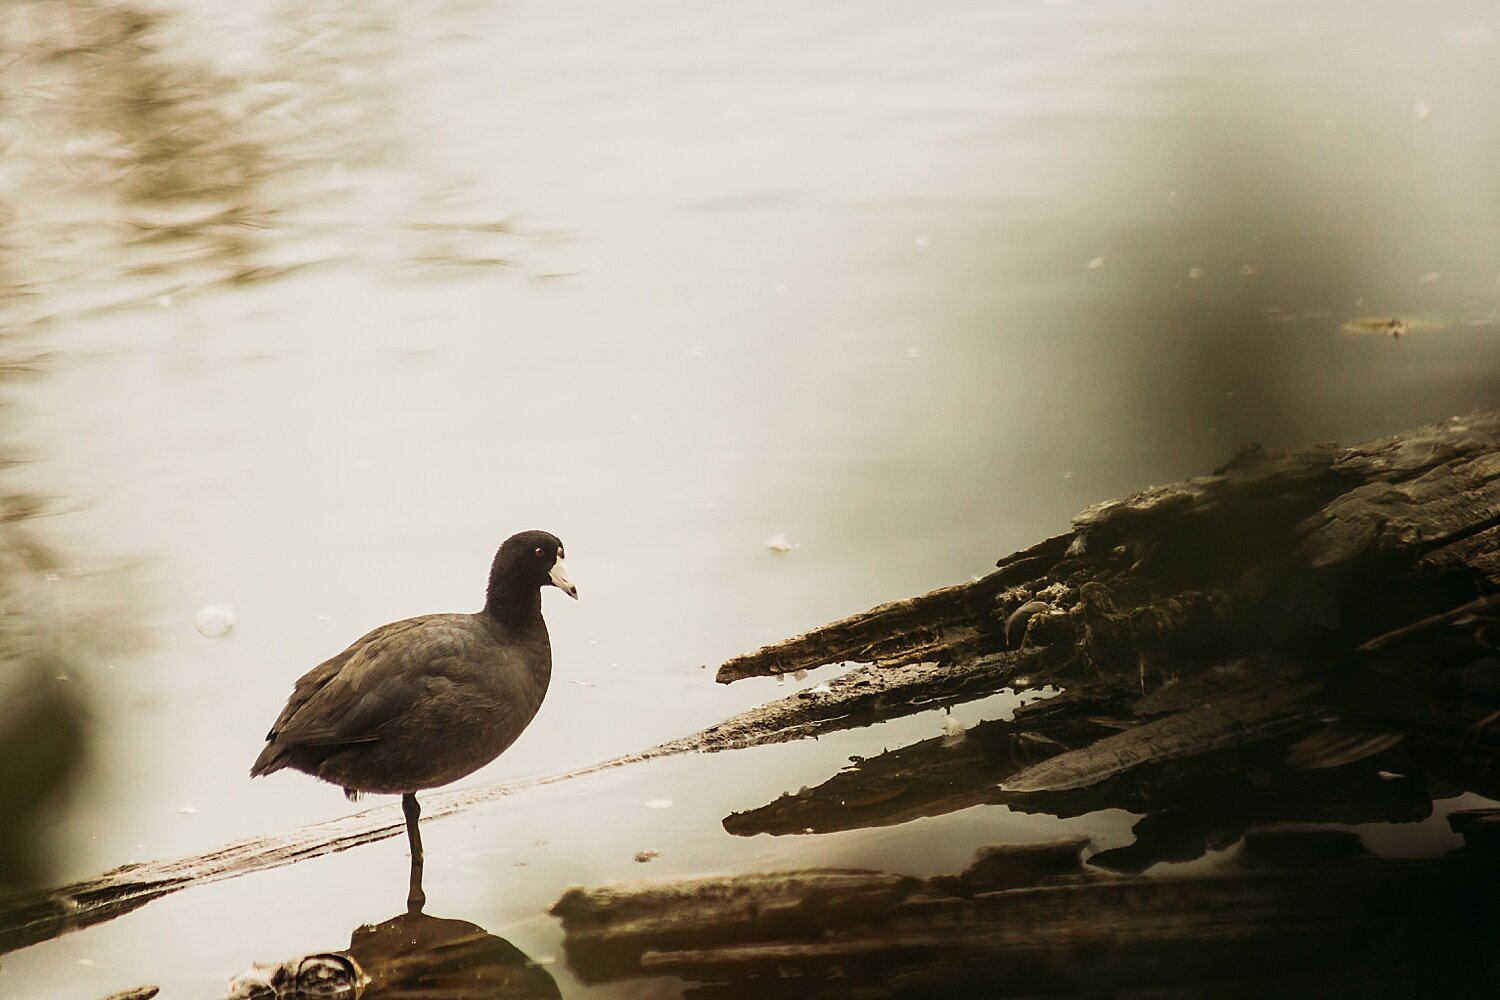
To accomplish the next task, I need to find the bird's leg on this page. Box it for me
[403,792,426,913]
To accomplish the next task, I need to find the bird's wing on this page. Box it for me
[265,615,471,748]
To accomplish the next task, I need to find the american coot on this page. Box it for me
[251,530,577,909]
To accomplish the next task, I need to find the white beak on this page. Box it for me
[549,557,578,599]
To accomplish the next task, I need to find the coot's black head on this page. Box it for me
[486,531,577,618]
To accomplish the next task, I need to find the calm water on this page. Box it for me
[2,0,1499,995]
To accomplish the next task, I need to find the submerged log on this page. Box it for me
[552,830,1500,998]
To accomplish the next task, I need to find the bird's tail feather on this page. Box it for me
[249,741,288,778]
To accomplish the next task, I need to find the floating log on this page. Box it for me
[713,410,1500,815]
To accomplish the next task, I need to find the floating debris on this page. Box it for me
[1413,101,1433,120]
[1239,264,1256,276]
[1336,316,1446,338]
[1187,267,1202,280]
[633,850,659,863]
[1086,255,1106,270]
[941,715,968,746]
[765,534,797,553]
[100,988,158,1000]
[1417,271,1440,285]
[644,799,673,810]
[177,804,198,816]
[193,603,235,639]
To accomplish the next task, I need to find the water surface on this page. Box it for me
[1,1,1498,995]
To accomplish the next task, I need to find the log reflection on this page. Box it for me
[724,693,1438,873]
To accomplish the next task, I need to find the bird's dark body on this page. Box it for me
[250,613,552,794]
[251,530,575,910]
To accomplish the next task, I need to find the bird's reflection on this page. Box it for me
[224,898,559,1000]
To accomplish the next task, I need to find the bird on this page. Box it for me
[251,530,577,909]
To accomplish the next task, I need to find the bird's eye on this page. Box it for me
[534,547,545,558]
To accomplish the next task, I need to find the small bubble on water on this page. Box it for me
[194,603,235,639]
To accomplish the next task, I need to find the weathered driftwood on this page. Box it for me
[714,410,1500,810]
[552,827,1500,998]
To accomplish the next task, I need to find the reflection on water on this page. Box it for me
[0,475,139,889]
[0,0,535,334]
[724,702,1444,872]
[225,908,560,1000]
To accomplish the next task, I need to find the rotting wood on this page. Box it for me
[710,410,1500,812]
[717,411,1499,684]
[551,831,1500,998]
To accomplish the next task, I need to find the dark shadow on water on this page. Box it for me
[223,907,560,1000]
[0,485,138,892]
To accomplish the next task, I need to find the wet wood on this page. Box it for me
[999,682,1324,793]
[709,410,1500,806]
[713,533,1072,684]
[220,909,559,1000]
[552,832,1500,998]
